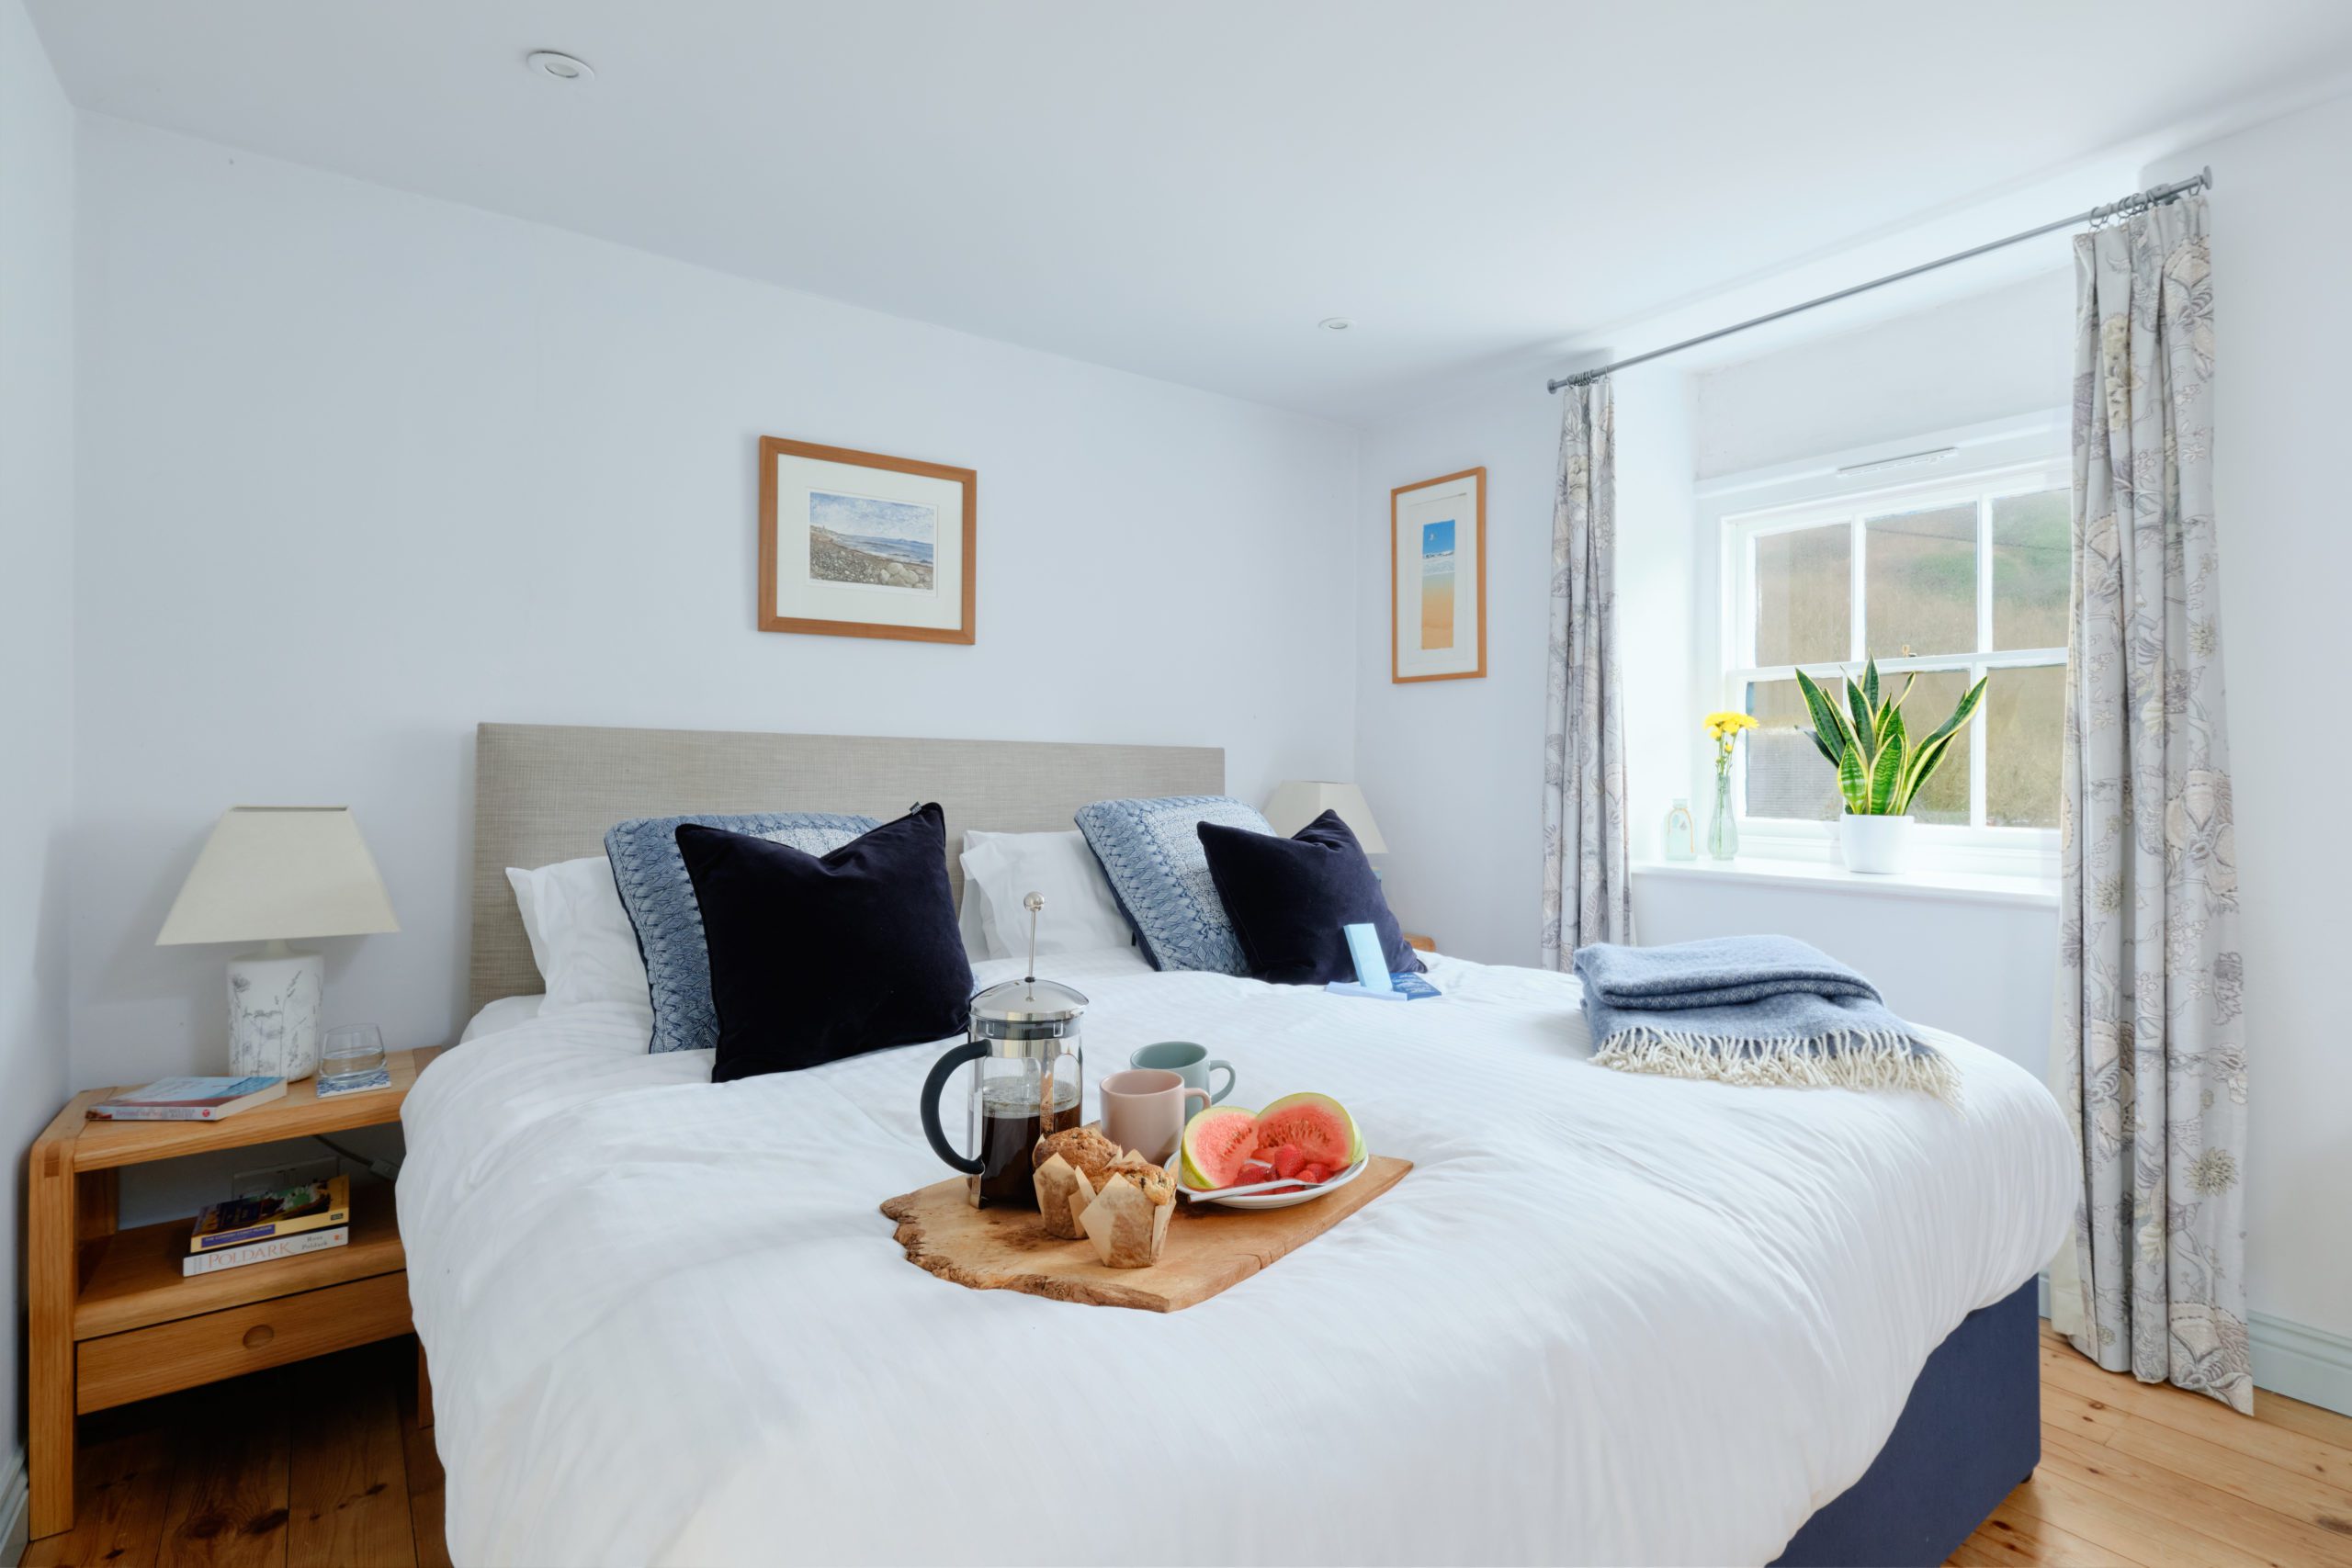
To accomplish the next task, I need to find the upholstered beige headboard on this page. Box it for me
[469,722,1223,1010]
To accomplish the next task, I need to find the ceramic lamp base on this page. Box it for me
[227,946,322,1080]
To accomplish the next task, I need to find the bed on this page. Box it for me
[399,723,2075,1566]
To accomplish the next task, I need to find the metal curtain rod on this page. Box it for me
[1544,167,2213,393]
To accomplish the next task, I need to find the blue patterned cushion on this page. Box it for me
[1073,795,1272,974]
[606,812,878,1054]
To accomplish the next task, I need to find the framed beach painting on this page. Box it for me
[759,436,977,644]
[1390,467,1486,682]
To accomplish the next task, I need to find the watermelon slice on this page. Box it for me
[1253,1093,1359,1169]
[1181,1105,1261,1190]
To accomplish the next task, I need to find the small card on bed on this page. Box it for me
[1325,921,1441,999]
[1327,974,1440,1001]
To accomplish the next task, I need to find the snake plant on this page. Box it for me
[1795,656,1987,818]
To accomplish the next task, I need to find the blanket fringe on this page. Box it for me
[1593,1027,1963,1108]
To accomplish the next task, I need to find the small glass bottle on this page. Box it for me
[1663,798,1696,861]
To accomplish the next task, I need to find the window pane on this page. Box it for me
[1743,678,1842,821]
[1887,667,1971,825]
[1985,663,2065,827]
[1753,526,1849,666]
[1992,489,2071,650]
[1864,503,1976,659]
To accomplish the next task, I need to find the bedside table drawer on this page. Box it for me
[76,1270,412,1413]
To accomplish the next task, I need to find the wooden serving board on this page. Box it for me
[879,1156,1412,1312]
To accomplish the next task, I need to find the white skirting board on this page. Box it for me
[2038,1272,2352,1417]
[2251,1312,2352,1418]
[1,1445,28,1568]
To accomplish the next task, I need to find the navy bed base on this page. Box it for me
[1771,1277,2041,1567]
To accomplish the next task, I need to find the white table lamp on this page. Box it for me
[156,807,399,1080]
[1261,781,1387,854]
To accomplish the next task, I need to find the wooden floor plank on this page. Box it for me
[2257,1387,2352,1454]
[2042,1382,2352,1536]
[391,1343,452,1568]
[286,1349,416,1568]
[1951,1501,2150,1567]
[2038,1421,2352,1566]
[2041,1341,2352,1486]
[18,1418,176,1568]
[1973,1461,2263,1568]
[155,1370,292,1568]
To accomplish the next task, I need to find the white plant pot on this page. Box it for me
[1838,813,1917,875]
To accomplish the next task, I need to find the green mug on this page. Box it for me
[1128,1042,1235,1112]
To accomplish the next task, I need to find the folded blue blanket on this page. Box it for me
[1573,935,1958,1104]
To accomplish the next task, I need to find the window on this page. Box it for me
[1723,457,2068,845]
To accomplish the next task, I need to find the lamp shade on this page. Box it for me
[156,807,401,945]
[1261,781,1386,855]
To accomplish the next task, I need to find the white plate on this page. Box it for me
[1185,1155,1370,1211]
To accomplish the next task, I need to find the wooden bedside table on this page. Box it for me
[24,1046,445,1540]
[1403,933,1435,953]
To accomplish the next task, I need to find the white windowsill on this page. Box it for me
[1631,856,2060,910]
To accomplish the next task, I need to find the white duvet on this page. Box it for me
[398,948,2075,1567]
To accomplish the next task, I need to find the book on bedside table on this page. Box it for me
[86,1075,288,1122]
[181,1224,350,1276]
[189,1174,350,1252]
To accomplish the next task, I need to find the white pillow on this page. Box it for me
[956,880,990,961]
[505,855,652,1013]
[958,829,1132,960]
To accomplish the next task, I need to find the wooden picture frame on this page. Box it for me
[1390,467,1486,682]
[758,435,977,644]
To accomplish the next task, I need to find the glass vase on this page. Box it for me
[1707,772,1738,861]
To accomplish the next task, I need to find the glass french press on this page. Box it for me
[919,894,1088,1208]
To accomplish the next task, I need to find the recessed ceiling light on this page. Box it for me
[526,51,594,84]
[1318,317,1353,333]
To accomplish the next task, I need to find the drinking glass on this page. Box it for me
[318,1023,387,1089]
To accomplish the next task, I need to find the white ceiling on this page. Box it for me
[28,1,2352,421]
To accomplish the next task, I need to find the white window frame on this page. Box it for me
[1702,414,2067,881]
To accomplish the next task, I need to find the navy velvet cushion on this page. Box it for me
[1195,809,1424,986]
[675,805,974,1082]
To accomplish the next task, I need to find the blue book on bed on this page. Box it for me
[1325,922,1442,999]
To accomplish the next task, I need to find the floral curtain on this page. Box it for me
[1541,378,1631,964]
[2052,194,2251,1413]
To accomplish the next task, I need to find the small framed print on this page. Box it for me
[1391,467,1486,682]
[758,436,976,644]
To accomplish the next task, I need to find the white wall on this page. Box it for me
[68,116,1360,1089]
[1351,363,1692,967]
[1634,877,2059,1078]
[0,0,74,1502]
[2156,95,2352,1348]
[1693,269,2076,480]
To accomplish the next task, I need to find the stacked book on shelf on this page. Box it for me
[184,1175,351,1277]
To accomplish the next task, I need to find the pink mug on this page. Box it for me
[1099,1068,1209,1166]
